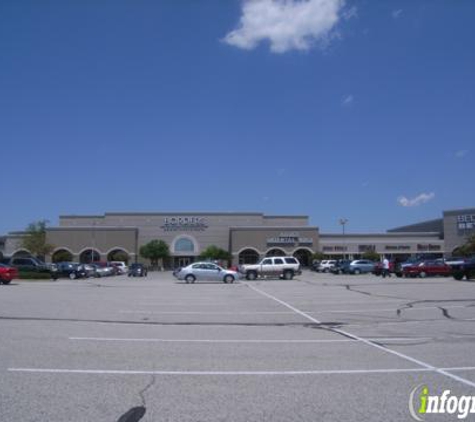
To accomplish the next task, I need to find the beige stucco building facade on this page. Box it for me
[2,208,473,267]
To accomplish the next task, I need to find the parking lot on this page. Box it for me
[1,271,475,421]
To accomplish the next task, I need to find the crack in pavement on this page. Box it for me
[116,376,155,422]
[139,375,156,407]
[396,299,475,321]
[344,284,411,301]
[0,315,344,329]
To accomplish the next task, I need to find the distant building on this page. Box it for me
[1,207,474,267]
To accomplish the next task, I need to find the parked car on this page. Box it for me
[452,258,475,281]
[373,261,403,277]
[8,257,58,279]
[403,260,452,278]
[330,260,352,274]
[0,263,19,285]
[310,260,321,272]
[110,261,128,274]
[90,262,115,277]
[445,257,468,268]
[175,262,238,284]
[55,262,88,280]
[240,256,301,280]
[400,257,424,269]
[347,260,376,274]
[317,260,337,273]
[128,263,148,277]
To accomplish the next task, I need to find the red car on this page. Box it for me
[0,263,19,285]
[403,260,452,278]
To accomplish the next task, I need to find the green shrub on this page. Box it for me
[19,271,56,280]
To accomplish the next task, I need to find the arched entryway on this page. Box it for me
[107,248,129,264]
[266,248,286,257]
[172,235,198,268]
[238,248,260,265]
[52,248,74,263]
[293,248,313,267]
[11,249,32,258]
[79,249,100,264]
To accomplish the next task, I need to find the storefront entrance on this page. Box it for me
[174,256,194,269]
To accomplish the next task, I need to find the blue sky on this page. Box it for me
[1,0,474,235]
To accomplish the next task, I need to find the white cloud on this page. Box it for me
[223,0,347,53]
[397,192,435,207]
[392,9,403,19]
[342,94,353,106]
[455,149,469,158]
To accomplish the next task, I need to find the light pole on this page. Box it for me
[90,221,96,264]
[339,218,348,258]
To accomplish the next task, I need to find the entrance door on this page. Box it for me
[175,257,193,268]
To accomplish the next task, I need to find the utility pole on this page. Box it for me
[339,218,348,259]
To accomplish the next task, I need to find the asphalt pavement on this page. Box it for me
[1,270,475,421]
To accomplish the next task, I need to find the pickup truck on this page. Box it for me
[240,256,301,280]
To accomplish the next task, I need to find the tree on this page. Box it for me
[199,245,232,264]
[22,220,54,261]
[139,240,170,270]
[453,234,475,257]
[311,252,326,262]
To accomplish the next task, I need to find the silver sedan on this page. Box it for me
[175,262,239,284]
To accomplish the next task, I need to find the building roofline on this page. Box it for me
[320,232,441,238]
[443,208,475,216]
[59,215,105,219]
[230,226,318,231]
[263,215,309,219]
[48,227,138,232]
[59,212,310,219]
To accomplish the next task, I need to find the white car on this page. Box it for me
[318,260,337,272]
[240,256,301,280]
[110,261,128,274]
[174,262,239,284]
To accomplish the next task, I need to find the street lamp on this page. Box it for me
[339,218,348,258]
[339,218,348,235]
[90,220,96,264]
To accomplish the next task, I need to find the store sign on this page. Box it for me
[161,217,208,232]
[457,214,475,231]
[417,244,441,251]
[267,232,313,246]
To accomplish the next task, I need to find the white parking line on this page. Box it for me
[244,282,475,389]
[7,366,475,376]
[120,311,295,315]
[68,337,431,343]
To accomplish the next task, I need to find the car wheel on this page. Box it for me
[419,271,427,278]
[246,271,257,280]
[69,272,76,280]
[224,275,234,284]
[283,271,293,280]
[185,274,196,284]
[353,269,361,275]
[2,280,11,285]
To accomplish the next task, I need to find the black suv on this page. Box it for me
[8,257,58,279]
[330,260,352,274]
[452,259,475,281]
[128,263,148,277]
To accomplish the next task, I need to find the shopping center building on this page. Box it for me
[1,207,474,267]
